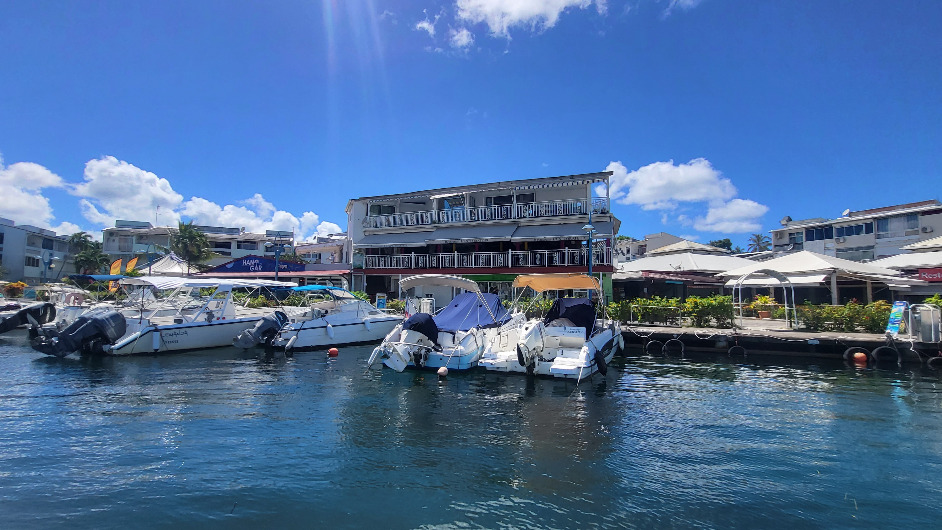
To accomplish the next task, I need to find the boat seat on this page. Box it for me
[543,325,586,349]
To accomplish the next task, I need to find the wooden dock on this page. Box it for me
[620,318,942,365]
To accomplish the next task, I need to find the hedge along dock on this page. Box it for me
[620,317,942,366]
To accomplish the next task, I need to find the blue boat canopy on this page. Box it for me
[433,292,510,332]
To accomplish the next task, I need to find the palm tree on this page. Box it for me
[73,241,111,274]
[67,231,94,253]
[747,233,772,252]
[170,221,214,274]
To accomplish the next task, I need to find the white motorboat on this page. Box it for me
[29,277,295,356]
[479,273,624,381]
[367,274,511,372]
[238,285,402,351]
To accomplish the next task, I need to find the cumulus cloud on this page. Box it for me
[456,0,603,37]
[73,156,184,226]
[694,199,769,233]
[450,27,475,48]
[606,159,736,211]
[605,159,768,234]
[0,156,66,228]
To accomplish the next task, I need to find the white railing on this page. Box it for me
[363,245,609,270]
[363,198,609,229]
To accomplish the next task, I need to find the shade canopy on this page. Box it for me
[870,251,942,270]
[647,240,730,256]
[719,251,902,279]
[512,273,600,292]
[616,253,754,276]
[399,274,480,293]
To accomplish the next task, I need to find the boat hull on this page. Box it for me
[106,317,262,355]
[272,315,401,350]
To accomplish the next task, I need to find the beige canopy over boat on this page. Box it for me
[512,273,600,293]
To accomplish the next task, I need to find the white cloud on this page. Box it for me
[73,156,184,226]
[0,155,67,230]
[450,27,475,48]
[606,159,736,211]
[693,199,769,233]
[664,0,703,16]
[456,0,603,37]
[316,221,343,237]
[605,159,768,234]
[415,9,439,37]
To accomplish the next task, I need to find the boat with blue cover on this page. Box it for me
[368,274,511,372]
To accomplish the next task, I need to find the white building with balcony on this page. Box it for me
[0,218,74,284]
[346,171,621,301]
[102,221,295,268]
[771,200,942,262]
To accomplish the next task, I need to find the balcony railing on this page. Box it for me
[364,197,609,230]
[363,245,610,270]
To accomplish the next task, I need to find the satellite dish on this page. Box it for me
[841,209,850,217]
[779,215,792,226]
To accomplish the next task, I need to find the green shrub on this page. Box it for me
[797,301,893,333]
[924,294,942,308]
[682,295,734,328]
[386,299,405,313]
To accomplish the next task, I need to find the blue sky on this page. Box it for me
[1,0,939,246]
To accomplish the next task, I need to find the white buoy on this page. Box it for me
[285,335,298,352]
[437,366,448,377]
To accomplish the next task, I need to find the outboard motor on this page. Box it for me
[384,313,437,372]
[29,308,126,357]
[516,320,545,368]
[0,302,56,334]
[233,311,289,350]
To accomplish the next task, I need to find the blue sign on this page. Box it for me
[205,255,305,274]
[886,301,908,336]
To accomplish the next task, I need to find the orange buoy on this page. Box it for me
[328,347,339,357]
[852,351,868,364]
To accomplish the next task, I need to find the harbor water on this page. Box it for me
[2,330,942,528]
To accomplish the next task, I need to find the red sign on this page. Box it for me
[919,268,942,282]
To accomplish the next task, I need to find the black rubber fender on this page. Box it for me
[728,345,747,356]
[927,356,942,369]
[516,344,527,367]
[594,349,608,376]
[645,340,664,355]
[843,346,870,362]
[664,338,684,355]
[870,345,901,364]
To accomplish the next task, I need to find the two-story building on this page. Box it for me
[0,218,74,284]
[346,171,620,302]
[771,200,942,261]
[102,221,295,268]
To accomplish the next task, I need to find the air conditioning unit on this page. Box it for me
[835,236,846,243]
[923,226,934,233]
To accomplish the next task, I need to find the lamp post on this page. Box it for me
[265,242,287,281]
[38,251,60,285]
[582,223,597,300]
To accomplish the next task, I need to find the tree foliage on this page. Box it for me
[170,221,214,274]
[709,238,732,251]
[747,233,772,252]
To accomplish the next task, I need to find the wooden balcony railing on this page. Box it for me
[364,198,609,230]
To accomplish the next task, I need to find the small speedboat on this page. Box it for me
[238,285,401,351]
[479,273,624,381]
[29,278,295,356]
[367,274,510,372]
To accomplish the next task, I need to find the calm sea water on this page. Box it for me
[2,329,942,529]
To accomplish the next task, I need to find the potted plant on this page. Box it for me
[753,294,775,319]
[3,281,27,299]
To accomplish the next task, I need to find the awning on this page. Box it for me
[723,274,829,287]
[357,231,434,248]
[512,273,600,292]
[428,224,517,243]
[511,221,615,241]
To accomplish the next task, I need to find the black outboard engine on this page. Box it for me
[30,308,126,357]
[232,311,289,350]
[0,302,56,334]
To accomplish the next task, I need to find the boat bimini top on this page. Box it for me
[399,274,481,293]
[512,273,601,293]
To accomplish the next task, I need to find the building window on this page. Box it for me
[237,241,258,250]
[212,241,232,250]
[369,204,396,216]
[25,256,40,267]
[788,232,803,244]
[41,238,54,250]
[0,232,4,245]
[907,214,918,230]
